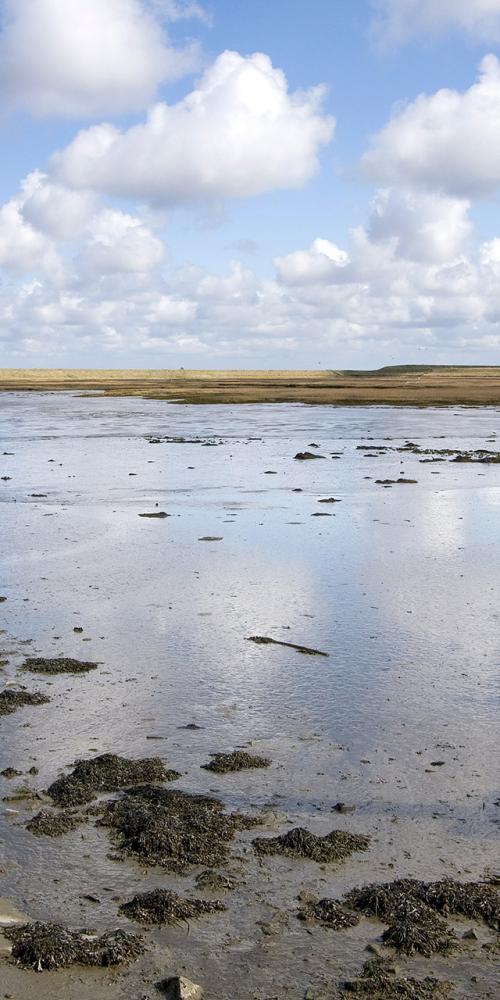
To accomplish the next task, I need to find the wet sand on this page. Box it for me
[0,394,499,999]
[2,365,500,405]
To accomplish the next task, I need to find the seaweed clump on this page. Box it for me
[422,879,500,930]
[340,958,453,999]
[195,869,238,892]
[0,688,49,717]
[344,878,499,932]
[26,809,86,837]
[120,888,226,925]
[381,900,457,957]
[47,753,179,807]
[98,784,258,871]
[202,751,271,773]
[5,921,145,971]
[298,897,360,929]
[253,826,370,864]
[23,657,97,675]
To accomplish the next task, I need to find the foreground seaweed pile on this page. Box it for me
[26,808,86,837]
[120,888,226,925]
[344,878,500,932]
[99,784,259,870]
[47,753,179,807]
[298,897,360,929]
[23,657,97,675]
[0,688,49,717]
[253,826,370,864]
[5,922,145,971]
[339,958,453,999]
[202,750,271,773]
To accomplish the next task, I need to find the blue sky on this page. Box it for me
[1,0,500,368]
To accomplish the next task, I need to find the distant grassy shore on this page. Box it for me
[2,365,500,405]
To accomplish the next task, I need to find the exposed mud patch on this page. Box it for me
[119,888,226,925]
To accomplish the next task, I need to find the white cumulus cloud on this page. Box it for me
[372,0,500,45]
[0,0,200,117]
[362,55,500,198]
[367,188,471,263]
[52,51,335,203]
[275,238,349,286]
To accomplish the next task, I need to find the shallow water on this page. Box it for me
[0,393,499,999]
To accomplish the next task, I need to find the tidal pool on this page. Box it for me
[0,393,498,999]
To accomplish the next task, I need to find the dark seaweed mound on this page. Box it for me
[120,888,226,925]
[0,688,49,717]
[23,657,97,675]
[47,753,178,807]
[202,751,271,773]
[5,922,145,971]
[99,784,259,871]
[253,826,370,864]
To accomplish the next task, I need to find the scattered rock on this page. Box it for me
[1,768,21,779]
[157,976,203,1000]
[294,452,325,460]
[138,512,170,518]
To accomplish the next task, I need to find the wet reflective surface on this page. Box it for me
[0,392,499,999]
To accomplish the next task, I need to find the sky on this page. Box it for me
[2,1,500,369]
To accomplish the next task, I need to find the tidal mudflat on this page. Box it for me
[0,392,499,999]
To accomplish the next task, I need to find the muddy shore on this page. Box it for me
[2,365,500,406]
[1,393,499,999]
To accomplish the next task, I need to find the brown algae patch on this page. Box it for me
[195,869,238,892]
[0,688,49,717]
[253,826,370,864]
[339,958,453,999]
[119,888,226,925]
[298,897,360,929]
[98,784,259,871]
[344,878,500,931]
[23,656,97,674]
[26,809,87,837]
[47,753,179,807]
[201,751,271,774]
[5,921,145,971]
[381,900,458,957]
